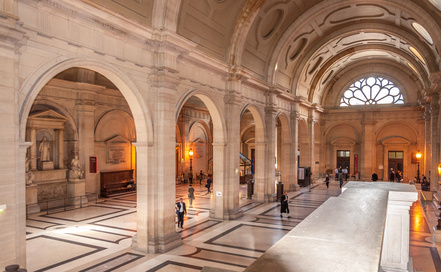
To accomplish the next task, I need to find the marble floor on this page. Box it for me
[25,180,441,272]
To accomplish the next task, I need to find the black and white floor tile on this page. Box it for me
[25,181,440,271]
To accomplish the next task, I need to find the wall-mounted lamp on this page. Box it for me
[0,204,6,213]
[438,163,441,176]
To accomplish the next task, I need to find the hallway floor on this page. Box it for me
[25,180,441,271]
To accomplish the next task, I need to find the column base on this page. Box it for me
[67,178,87,206]
[131,232,182,254]
[434,229,441,243]
[209,208,243,220]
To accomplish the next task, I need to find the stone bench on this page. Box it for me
[245,181,417,272]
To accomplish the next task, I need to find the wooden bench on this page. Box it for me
[101,181,135,197]
[100,170,135,197]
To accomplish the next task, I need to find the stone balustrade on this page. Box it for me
[245,181,418,272]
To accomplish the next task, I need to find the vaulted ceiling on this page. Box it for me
[85,0,441,107]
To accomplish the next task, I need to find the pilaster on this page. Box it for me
[209,92,243,219]
[361,113,376,180]
[307,114,317,174]
[0,8,26,269]
[75,103,96,193]
[430,94,440,192]
[423,103,431,178]
[289,106,300,191]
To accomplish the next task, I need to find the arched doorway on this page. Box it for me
[19,59,152,267]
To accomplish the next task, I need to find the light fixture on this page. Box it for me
[416,152,422,159]
[189,149,193,157]
[0,204,6,213]
[416,151,422,183]
[438,163,441,176]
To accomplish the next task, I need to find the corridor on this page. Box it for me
[25,180,439,271]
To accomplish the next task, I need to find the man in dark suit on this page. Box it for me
[175,198,187,229]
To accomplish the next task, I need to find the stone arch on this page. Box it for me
[376,121,419,181]
[325,123,361,174]
[176,91,226,144]
[17,57,153,258]
[95,109,136,142]
[240,103,267,202]
[376,121,418,143]
[19,57,152,144]
[322,59,424,107]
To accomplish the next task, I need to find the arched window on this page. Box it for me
[340,77,404,106]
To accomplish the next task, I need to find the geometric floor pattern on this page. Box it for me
[26,180,441,271]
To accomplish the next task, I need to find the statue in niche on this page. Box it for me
[69,155,84,179]
[25,156,35,185]
[39,136,51,162]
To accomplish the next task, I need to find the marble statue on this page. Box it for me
[39,136,51,162]
[69,155,84,179]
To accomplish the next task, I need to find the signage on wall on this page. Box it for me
[90,156,97,173]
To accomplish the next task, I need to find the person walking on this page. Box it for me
[188,184,195,206]
[206,176,212,193]
[325,174,330,188]
[175,198,187,229]
[199,170,204,184]
[188,171,193,184]
[280,191,291,218]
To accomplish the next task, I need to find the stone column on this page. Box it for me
[131,141,178,253]
[76,103,96,192]
[58,129,64,169]
[289,107,300,191]
[308,115,316,175]
[361,113,376,180]
[30,128,37,170]
[210,92,243,219]
[423,103,431,178]
[135,42,183,252]
[430,94,440,192]
[0,8,26,268]
[263,104,277,202]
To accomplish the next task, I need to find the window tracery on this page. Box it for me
[340,77,404,106]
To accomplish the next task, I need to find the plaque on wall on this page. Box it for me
[107,146,126,164]
[105,135,130,164]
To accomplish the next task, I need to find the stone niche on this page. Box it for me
[26,110,68,209]
[105,135,131,164]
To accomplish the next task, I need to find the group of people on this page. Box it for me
[175,174,212,229]
[180,170,206,185]
[389,170,403,182]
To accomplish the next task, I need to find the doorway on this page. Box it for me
[336,150,350,172]
[388,151,403,179]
